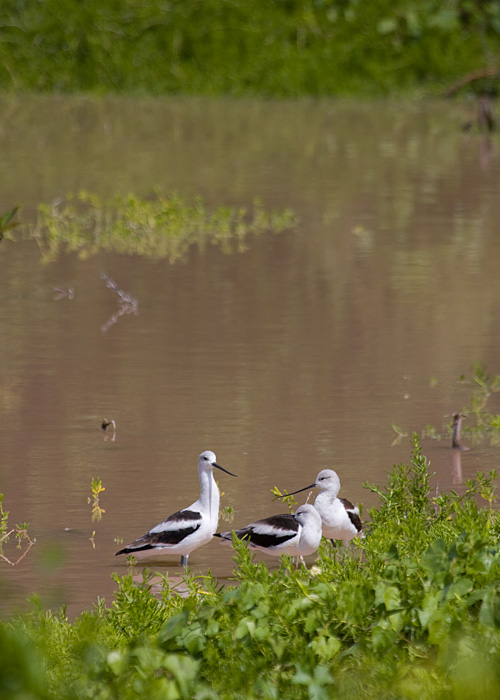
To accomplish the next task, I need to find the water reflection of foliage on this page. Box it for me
[30,191,297,263]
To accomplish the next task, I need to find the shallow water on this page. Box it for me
[1,96,500,616]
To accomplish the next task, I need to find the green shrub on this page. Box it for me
[0,0,499,96]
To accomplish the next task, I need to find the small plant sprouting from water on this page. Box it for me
[88,477,106,523]
[0,495,8,538]
[0,494,35,566]
[0,206,20,241]
[217,485,235,524]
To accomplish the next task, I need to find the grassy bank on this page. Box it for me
[1,0,499,97]
[2,438,500,699]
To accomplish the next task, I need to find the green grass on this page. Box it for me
[3,437,500,698]
[0,0,499,97]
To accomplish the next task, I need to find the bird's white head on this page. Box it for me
[199,450,217,469]
[198,451,237,477]
[315,469,341,496]
[294,503,322,527]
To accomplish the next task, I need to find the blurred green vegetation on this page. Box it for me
[3,439,500,698]
[0,0,499,96]
[27,191,297,262]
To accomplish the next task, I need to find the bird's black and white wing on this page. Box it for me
[225,513,300,549]
[339,498,362,534]
[115,509,202,555]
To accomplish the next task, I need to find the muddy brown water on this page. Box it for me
[1,96,500,616]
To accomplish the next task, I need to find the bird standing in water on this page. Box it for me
[218,503,323,560]
[115,450,237,567]
[284,469,362,545]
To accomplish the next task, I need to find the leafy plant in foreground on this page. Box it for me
[3,439,500,698]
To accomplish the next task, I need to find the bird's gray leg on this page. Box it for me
[330,539,338,563]
[181,554,189,568]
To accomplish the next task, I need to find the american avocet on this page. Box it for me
[115,450,236,567]
[218,503,322,559]
[285,469,362,545]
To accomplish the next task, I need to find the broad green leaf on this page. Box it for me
[418,593,439,629]
[158,611,189,646]
[384,586,401,611]
[312,635,341,662]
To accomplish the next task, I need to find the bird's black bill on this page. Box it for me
[281,483,316,496]
[213,462,238,477]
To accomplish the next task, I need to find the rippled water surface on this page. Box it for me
[1,96,500,615]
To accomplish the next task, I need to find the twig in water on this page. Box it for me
[100,273,138,333]
[101,273,138,307]
[54,287,75,300]
[0,528,35,566]
[451,412,469,451]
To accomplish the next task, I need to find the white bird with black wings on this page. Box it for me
[115,450,236,567]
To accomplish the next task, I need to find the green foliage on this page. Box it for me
[88,477,105,523]
[0,622,49,700]
[0,495,8,542]
[0,0,499,96]
[3,440,500,697]
[29,191,297,262]
[271,485,299,511]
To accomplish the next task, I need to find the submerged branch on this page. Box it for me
[0,528,35,566]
